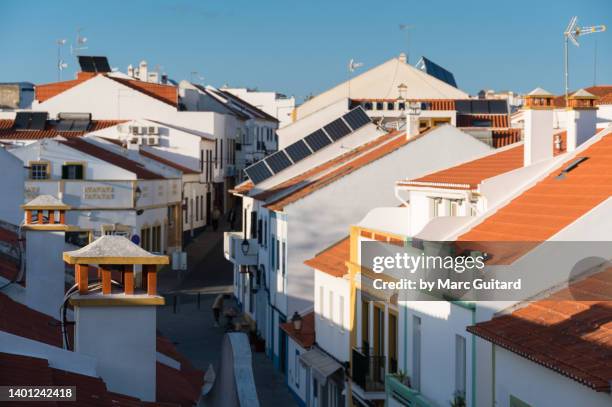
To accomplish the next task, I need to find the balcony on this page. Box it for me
[385,375,435,407]
[351,347,386,392]
[224,232,258,265]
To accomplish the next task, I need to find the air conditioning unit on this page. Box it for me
[146,136,160,146]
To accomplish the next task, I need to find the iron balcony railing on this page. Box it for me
[351,347,386,392]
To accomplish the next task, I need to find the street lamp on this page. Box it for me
[241,238,250,255]
[291,311,303,332]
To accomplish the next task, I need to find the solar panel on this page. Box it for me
[343,107,371,131]
[13,112,31,130]
[455,100,472,114]
[245,161,273,184]
[92,57,111,73]
[71,120,90,132]
[488,100,508,114]
[324,118,351,141]
[471,100,490,114]
[285,140,312,163]
[265,151,292,174]
[78,56,96,72]
[29,112,48,130]
[304,129,332,152]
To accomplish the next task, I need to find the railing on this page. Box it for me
[385,375,435,407]
[352,347,386,392]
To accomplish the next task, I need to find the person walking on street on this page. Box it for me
[212,206,221,231]
[212,293,224,327]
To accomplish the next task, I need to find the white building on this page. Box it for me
[224,87,296,128]
[226,106,499,398]
[10,136,183,254]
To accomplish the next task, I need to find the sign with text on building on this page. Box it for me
[83,185,115,200]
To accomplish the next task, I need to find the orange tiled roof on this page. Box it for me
[280,312,315,348]
[0,119,125,140]
[0,227,20,281]
[553,85,612,107]
[304,237,350,277]
[399,144,525,190]
[467,268,612,393]
[459,129,611,242]
[231,181,254,195]
[35,72,98,103]
[0,292,63,346]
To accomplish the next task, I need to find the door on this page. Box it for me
[205,192,212,226]
[280,322,287,375]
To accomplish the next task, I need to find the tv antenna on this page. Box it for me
[71,28,88,55]
[399,24,414,63]
[563,16,606,104]
[347,58,364,99]
[56,39,68,81]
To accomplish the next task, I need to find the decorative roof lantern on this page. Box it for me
[523,87,554,109]
[63,235,168,302]
[21,195,71,228]
[567,88,598,110]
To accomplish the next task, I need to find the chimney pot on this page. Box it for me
[523,87,554,166]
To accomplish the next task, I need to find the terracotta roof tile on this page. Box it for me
[59,138,165,180]
[0,227,20,281]
[304,238,350,278]
[399,144,524,190]
[280,312,315,348]
[553,86,612,107]
[467,268,612,393]
[0,292,63,347]
[0,119,125,141]
[231,181,254,195]
[35,72,98,103]
[459,130,611,242]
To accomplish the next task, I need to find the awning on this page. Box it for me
[299,348,343,383]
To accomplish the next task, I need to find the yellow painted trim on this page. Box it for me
[62,253,169,265]
[23,224,79,232]
[27,160,51,180]
[21,204,71,210]
[69,295,165,306]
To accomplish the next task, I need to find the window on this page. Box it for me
[200,149,204,172]
[282,241,286,276]
[294,349,300,388]
[276,239,280,272]
[430,197,441,218]
[338,295,345,331]
[141,227,150,251]
[455,335,467,396]
[387,102,395,110]
[472,119,493,127]
[152,225,161,253]
[250,211,258,239]
[220,139,224,169]
[214,140,218,169]
[61,163,84,180]
[257,219,263,244]
[29,162,49,180]
[449,199,461,216]
[328,291,333,324]
[263,219,267,247]
[412,316,422,391]
[200,196,204,222]
[398,102,406,110]
[319,286,324,318]
[376,102,384,110]
[195,196,200,221]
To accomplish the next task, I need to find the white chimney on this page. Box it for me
[22,195,70,318]
[65,236,167,402]
[523,87,554,166]
[406,101,421,138]
[398,52,408,64]
[127,64,134,77]
[139,60,148,82]
[565,89,598,152]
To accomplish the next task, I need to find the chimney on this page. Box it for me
[523,87,554,166]
[127,64,134,77]
[139,60,148,82]
[398,52,408,64]
[406,102,421,138]
[64,235,168,402]
[566,89,598,151]
[22,195,71,318]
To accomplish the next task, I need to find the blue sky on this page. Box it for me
[1,0,610,102]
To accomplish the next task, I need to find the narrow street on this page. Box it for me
[156,223,298,406]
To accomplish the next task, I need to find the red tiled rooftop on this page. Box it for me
[35,72,98,103]
[399,144,525,190]
[59,137,165,180]
[0,119,125,141]
[459,130,611,242]
[553,85,612,107]
[280,312,315,349]
[304,238,350,278]
[467,268,612,393]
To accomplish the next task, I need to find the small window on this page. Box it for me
[376,102,384,110]
[363,102,373,110]
[61,163,84,180]
[387,102,395,110]
[430,198,441,218]
[472,119,492,127]
[328,291,333,323]
[398,102,406,110]
[30,162,49,180]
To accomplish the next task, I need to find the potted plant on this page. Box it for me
[393,370,411,387]
[450,391,466,407]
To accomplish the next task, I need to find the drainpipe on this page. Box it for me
[394,185,409,208]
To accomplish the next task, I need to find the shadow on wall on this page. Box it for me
[205,332,260,407]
